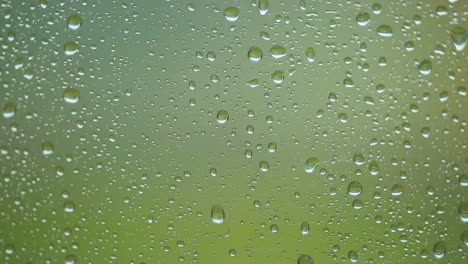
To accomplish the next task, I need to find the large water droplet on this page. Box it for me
[248,46,263,62]
[433,241,446,259]
[216,110,229,124]
[211,205,225,224]
[418,59,432,75]
[377,24,393,37]
[224,7,239,22]
[301,222,310,235]
[269,45,286,59]
[297,254,315,264]
[63,88,80,103]
[67,14,82,30]
[258,0,269,15]
[347,181,362,196]
[64,41,79,56]
[305,157,319,173]
[3,102,16,118]
[356,12,370,26]
[451,26,467,51]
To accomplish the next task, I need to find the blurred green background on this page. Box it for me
[0,0,467,263]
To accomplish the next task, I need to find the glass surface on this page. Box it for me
[0,0,467,263]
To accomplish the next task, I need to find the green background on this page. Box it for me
[0,0,467,263]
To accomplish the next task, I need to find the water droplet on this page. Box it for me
[372,3,382,14]
[348,250,359,262]
[42,141,54,155]
[352,199,363,209]
[356,12,370,26]
[216,110,229,124]
[343,78,354,88]
[258,0,269,15]
[369,161,379,175]
[3,102,16,118]
[301,222,310,235]
[450,26,467,51]
[224,6,239,22]
[391,184,404,196]
[433,241,446,259]
[353,153,365,165]
[347,181,362,196]
[65,254,77,264]
[271,70,284,84]
[177,240,185,248]
[259,161,269,172]
[229,249,237,256]
[462,231,468,246]
[211,205,225,224]
[460,174,468,187]
[270,224,279,233]
[377,25,393,37]
[4,244,14,255]
[269,45,286,59]
[64,200,75,213]
[67,14,82,30]
[305,47,316,62]
[297,254,315,264]
[63,88,80,103]
[267,142,277,153]
[305,157,319,173]
[64,41,79,56]
[248,46,263,62]
[460,203,468,223]
[418,59,432,75]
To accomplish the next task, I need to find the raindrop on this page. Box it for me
[348,250,359,262]
[211,205,225,224]
[2,102,16,118]
[305,157,319,173]
[64,41,79,56]
[216,110,229,124]
[433,241,446,259]
[67,14,82,30]
[369,161,379,175]
[42,141,54,155]
[259,161,269,172]
[356,12,370,26]
[258,0,269,15]
[305,47,316,62]
[63,88,80,103]
[347,181,362,196]
[297,254,315,264]
[459,203,468,223]
[377,25,393,37]
[224,7,239,22]
[301,222,310,235]
[418,59,432,75]
[450,26,467,51]
[248,46,263,62]
[269,45,286,59]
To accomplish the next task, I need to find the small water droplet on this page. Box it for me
[305,47,316,62]
[301,222,310,235]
